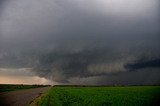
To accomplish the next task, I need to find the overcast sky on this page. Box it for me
[0,0,160,85]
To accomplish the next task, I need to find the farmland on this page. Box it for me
[38,86,160,106]
[0,84,50,92]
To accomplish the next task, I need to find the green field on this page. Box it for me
[38,86,160,106]
[0,84,50,92]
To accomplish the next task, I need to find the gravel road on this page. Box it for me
[0,87,50,106]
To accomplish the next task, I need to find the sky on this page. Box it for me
[0,0,160,85]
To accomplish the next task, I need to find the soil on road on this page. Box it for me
[0,87,50,106]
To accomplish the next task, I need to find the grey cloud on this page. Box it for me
[99,68,160,85]
[68,68,160,85]
[0,0,160,85]
[125,58,160,70]
[0,68,34,77]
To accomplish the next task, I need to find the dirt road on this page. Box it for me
[0,87,50,106]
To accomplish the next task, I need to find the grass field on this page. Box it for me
[0,84,50,92]
[38,86,160,106]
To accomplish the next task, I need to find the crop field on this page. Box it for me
[38,86,160,106]
[0,84,50,92]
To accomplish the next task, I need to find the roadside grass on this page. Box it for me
[0,84,50,92]
[39,86,160,106]
[29,92,47,106]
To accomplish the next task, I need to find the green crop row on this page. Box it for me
[38,86,160,106]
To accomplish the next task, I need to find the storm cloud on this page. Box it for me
[125,58,160,70]
[0,0,160,85]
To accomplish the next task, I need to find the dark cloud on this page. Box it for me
[0,0,160,85]
[125,58,160,70]
[68,68,160,85]
[0,0,7,13]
